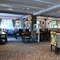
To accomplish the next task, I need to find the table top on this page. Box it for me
[0,32,6,34]
[22,32,31,35]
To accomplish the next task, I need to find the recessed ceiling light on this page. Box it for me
[23,7,29,10]
[7,7,13,10]
[23,8,26,10]
[26,8,29,10]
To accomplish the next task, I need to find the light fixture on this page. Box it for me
[26,8,29,10]
[23,7,29,10]
[7,7,13,10]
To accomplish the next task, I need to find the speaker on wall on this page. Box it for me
[42,22,44,24]
[40,21,41,24]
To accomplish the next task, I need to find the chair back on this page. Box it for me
[50,31,56,46]
[31,30,36,39]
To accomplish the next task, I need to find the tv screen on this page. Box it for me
[33,24,37,30]
[51,20,57,25]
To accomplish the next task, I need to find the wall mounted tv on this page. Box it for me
[51,20,57,25]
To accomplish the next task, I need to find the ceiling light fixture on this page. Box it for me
[23,8,26,10]
[26,8,29,10]
[23,7,29,10]
[7,7,13,10]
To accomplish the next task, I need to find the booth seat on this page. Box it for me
[7,29,14,36]
[3,29,23,37]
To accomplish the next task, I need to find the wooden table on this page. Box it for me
[22,32,31,43]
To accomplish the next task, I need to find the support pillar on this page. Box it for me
[31,15,40,42]
[31,15,36,42]
[44,19,47,28]
[31,15,36,30]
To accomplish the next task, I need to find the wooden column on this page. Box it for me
[31,15,36,42]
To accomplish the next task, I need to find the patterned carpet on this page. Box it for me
[0,41,60,60]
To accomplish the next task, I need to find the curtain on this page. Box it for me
[0,19,2,26]
[12,19,15,27]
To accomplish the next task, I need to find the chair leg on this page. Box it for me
[51,44,52,52]
[55,47,58,55]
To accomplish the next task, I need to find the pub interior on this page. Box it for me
[0,15,60,58]
[1,0,60,60]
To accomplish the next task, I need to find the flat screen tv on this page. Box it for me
[51,20,57,25]
[33,24,37,30]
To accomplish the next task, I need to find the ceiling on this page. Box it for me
[0,0,60,18]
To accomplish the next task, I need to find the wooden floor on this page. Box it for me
[0,41,60,60]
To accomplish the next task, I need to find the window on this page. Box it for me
[1,19,13,29]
